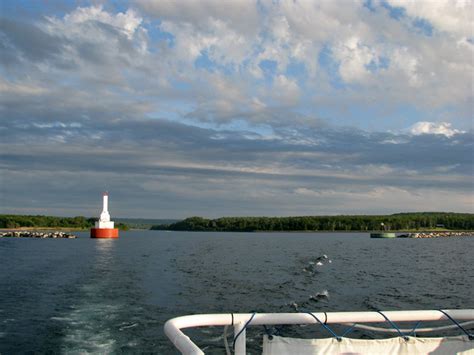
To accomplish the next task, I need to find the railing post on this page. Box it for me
[234,322,246,355]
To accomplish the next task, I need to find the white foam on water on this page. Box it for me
[58,302,119,353]
[126,340,139,348]
[119,322,138,331]
[56,236,121,353]
[50,316,74,321]
[208,335,224,342]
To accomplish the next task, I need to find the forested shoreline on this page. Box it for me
[0,215,129,230]
[2,213,473,232]
[151,213,474,232]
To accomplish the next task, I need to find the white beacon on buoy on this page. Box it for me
[90,192,119,238]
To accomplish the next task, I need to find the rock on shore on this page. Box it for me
[398,231,473,238]
[0,231,77,239]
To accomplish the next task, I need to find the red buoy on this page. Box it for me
[91,228,119,238]
[91,192,119,239]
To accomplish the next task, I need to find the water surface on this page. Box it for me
[0,231,472,353]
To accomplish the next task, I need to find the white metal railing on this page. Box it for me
[164,309,474,354]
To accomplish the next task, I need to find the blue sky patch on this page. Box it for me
[285,60,307,81]
[366,56,390,73]
[318,45,345,89]
[259,59,278,79]
[146,22,175,48]
[381,1,406,20]
[413,17,434,36]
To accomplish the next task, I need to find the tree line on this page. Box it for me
[151,212,474,232]
[0,215,129,230]
[3,213,472,232]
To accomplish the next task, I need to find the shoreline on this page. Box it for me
[152,229,474,233]
[0,227,87,231]
[398,231,474,238]
[2,228,474,235]
[0,231,77,239]
[0,227,138,232]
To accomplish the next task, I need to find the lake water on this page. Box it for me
[0,231,473,353]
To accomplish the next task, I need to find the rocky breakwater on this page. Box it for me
[399,231,474,238]
[0,231,77,239]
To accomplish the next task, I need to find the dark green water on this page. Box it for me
[0,231,473,353]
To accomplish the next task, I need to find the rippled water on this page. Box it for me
[0,231,473,353]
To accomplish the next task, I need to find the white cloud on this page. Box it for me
[409,121,465,137]
[272,75,300,105]
[42,5,148,73]
[2,2,472,132]
[136,0,260,35]
[332,37,379,82]
[0,79,48,96]
[389,47,421,87]
[2,2,474,217]
[33,122,82,129]
[294,186,415,199]
[59,5,142,39]
[293,184,472,214]
[137,0,471,117]
[160,18,251,67]
[386,0,473,38]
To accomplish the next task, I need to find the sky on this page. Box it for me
[0,0,473,219]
